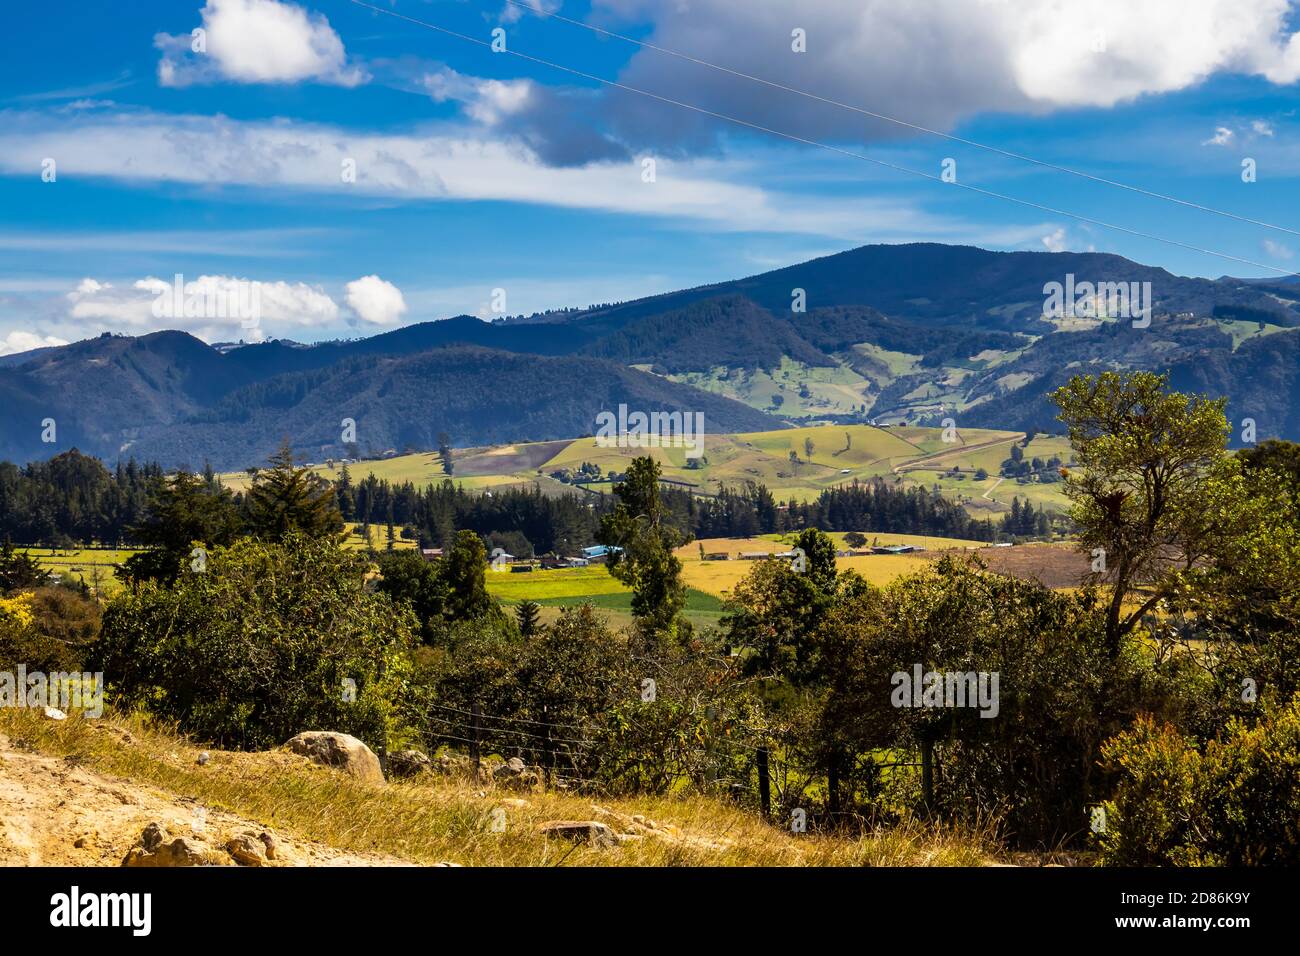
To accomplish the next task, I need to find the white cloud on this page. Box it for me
[1252,119,1276,136]
[500,0,560,25]
[0,330,68,357]
[345,275,407,325]
[0,108,1029,242]
[156,0,365,88]
[64,274,339,341]
[1040,227,1068,252]
[592,0,1300,149]
[422,67,534,126]
[1203,126,1236,146]
[1263,239,1294,260]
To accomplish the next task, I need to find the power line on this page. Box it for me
[498,0,1300,241]
[343,0,1297,277]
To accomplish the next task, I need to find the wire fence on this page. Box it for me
[401,698,923,822]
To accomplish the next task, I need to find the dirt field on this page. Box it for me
[927,543,1093,589]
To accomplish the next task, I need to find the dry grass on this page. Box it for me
[0,709,994,867]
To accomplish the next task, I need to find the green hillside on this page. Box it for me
[220,423,1074,515]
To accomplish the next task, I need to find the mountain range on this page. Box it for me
[2,242,1298,469]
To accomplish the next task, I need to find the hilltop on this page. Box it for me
[4,242,1297,469]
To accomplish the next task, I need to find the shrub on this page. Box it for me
[818,557,1147,846]
[1098,698,1300,865]
[93,534,414,751]
[0,585,101,673]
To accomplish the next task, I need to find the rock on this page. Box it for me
[493,757,541,791]
[196,751,210,766]
[538,820,618,848]
[140,822,168,852]
[122,824,229,867]
[225,833,268,866]
[42,706,66,721]
[284,731,384,785]
[434,752,474,776]
[387,749,431,779]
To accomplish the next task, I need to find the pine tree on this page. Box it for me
[516,599,541,638]
[245,441,345,542]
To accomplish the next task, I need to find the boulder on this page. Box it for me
[493,756,541,791]
[387,749,431,779]
[538,820,618,848]
[284,731,384,784]
[225,832,268,866]
[122,824,229,867]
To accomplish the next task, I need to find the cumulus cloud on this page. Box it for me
[0,330,68,357]
[346,275,407,325]
[1040,228,1068,252]
[156,0,365,88]
[64,274,339,342]
[1203,126,1236,146]
[422,67,534,126]
[580,0,1300,156]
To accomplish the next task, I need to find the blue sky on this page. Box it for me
[1,0,1299,353]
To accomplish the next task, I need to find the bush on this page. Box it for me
[406,604,753,795]
[93,534,414,751]
[1098,698,1300,866]
[0,586,100,673]
[818,557,1147,846]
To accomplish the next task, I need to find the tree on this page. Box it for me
[516,599,542,638]
[119,470,243,585]
[443,530,493,621]
[245,441,345,542]
[94,534,413,750]
[804,437,815,460]
[843,531,867,549]
[374,550,449,643]
[1053,371,1231,656]
[725,528,839,685]
[1238,439,1300,501]
[598,457,689,639]
[0,536,45,592]
[438,433,454,476]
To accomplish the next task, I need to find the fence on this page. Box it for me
[401,699,924,824]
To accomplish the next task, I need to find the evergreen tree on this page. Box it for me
[516,599,542,638]
[245,441,345,542]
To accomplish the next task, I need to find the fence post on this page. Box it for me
[757,745,771,820]
[921,738,934,812]
[470,700,481,775]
